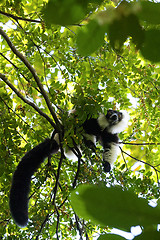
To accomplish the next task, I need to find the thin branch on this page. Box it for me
[32,41,69,83]
[0,10,41,23]
[55,206,60,240]
[72,156,81,189]
[120,142,160,146]
[35,196,68,239]
[0,27,60,129]
[0,52,41,94]
[119,146,128,171]
[85,232,89,240]
[60,136,83,189]
[35,214,50,240]
[0,73,55,128]
[52,146,66,204]
[121,148,160,171]
[47,158,63,194]
[121,148,160,187]
[5,22,69,90]
[75,214,83,240]
[71,141,82,188]
[0,96,35,132]
[0,52,18,70]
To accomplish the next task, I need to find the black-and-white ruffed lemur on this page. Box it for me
[9,109,129,227]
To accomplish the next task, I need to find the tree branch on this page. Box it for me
[0,95,34,131]
[71,140,82,189]
[120,142,160,146]
[0,73,56,128]
[0,52,41,94]
[72,156,81,189]
[52,150,65,204]
[0,10,41,23]
[119,146,128,171]
[75,214,83,240]
[120,148,160,187]
[35,214,50,240]
[0,27,60,129]
[55,206,60,240]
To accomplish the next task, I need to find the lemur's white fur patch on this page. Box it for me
[97,114,109,130]
[109,110,130,134]
[83,133,96,145]
[103,144,119,165]
[54,133,60,145]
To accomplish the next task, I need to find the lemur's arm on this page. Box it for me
[100,130,119,172]
[100,110,129,172]
[9,137,59,227]
[82,117,102,150]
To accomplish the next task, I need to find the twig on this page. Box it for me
[121,149,160,187]
[55,206,60,240]
[0,96,35,132]
[121,148,160,171]
[72,155,81,189]
[0,52,41,94]
[0,27,60,129]
[64,137,82,188]
[120,142,160,146]
[35,214,50,240]
[52,148,65,204]
[35,196,68,239]
[0,10,41,23]
[119,146,128,171]
[0,73,55,127]
[75,214,83,240]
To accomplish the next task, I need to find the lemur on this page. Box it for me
[9,109,129,227]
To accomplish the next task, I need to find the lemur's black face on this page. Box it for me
[106,110,122,125]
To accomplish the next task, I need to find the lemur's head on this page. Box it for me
[106,109,130,134]
[106,109,122,125]
[98,109,129,134]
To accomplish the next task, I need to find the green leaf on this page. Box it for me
[34,53,43,75]
[98,234,126,239]
[43,0,85,26]
[140,29,160,63]
[134,230,160,240]
[138,1,160,25]
[70,185,160,230]
[108,14,144,50]
[77,20,106,56]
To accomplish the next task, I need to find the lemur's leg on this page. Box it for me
[83,133,96,151]
[100,130,119,172]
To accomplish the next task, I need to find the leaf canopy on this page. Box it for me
[0,0,160,239]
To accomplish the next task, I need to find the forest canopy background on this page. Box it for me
[0,0,160,239]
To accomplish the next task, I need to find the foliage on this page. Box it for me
[0,0,160,239]
[71,184,160,239]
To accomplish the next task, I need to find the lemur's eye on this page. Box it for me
[118,113,122,119]
[108,110,112,116]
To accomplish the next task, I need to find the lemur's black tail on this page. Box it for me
[9,138,59,227]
